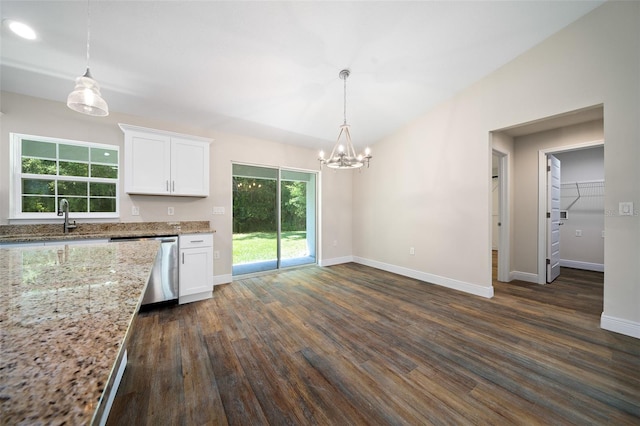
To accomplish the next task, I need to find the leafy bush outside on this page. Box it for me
[232,177,306,233]
[233,176,310,264]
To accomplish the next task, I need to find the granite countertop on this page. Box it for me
[0,239,160,425]
[0,221,215,244]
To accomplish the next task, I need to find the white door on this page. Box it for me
[492,176,500,250]
[547,154,561,283]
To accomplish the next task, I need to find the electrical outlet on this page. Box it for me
[167,207,174,216]
[333,240,337,247]
[602,230,605,238]
[213,206,225,215]
[575,230,582,237]
[409,247,415,255]
[213,250,220,260]
[131,206,140,216]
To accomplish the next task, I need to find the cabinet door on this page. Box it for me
[124,131,172,195]
[171,137,209,197]
[179,246,213,297]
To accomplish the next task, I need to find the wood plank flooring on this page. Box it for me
[108,261,640,425]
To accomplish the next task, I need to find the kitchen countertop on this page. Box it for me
[0,239,160,425]
[0,221,215,244]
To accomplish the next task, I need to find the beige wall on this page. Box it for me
[513,120,604,275]
[0,91,354,279]
[352,1,640,334]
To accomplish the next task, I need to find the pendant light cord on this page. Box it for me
[86,0,91,69]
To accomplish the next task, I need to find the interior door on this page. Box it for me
[547,154,561,283]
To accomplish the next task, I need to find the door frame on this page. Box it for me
[536,140,604,284]
[492,148,510,283]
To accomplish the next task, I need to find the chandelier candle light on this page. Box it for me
[318,69,371,169]
[67,0,109,116]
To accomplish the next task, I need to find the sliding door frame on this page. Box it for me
[232,161,318,274]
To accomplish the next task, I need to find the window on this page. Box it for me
[11,133,119,219]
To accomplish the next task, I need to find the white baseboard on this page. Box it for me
[601,314,640,339]
[319,255,354,267]
[560,259,604,272]
[213,274,232,286]
[353,256,494,299]
[510,271,539,283]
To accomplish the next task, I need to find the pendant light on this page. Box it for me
[67,0,109,117]
[318,69,371,169]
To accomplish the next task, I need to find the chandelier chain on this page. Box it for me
[343,72,347,125]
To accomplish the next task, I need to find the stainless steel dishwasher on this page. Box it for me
[110,236,179,305]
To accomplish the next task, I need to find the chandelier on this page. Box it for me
[67,0,109,117]
[318,69,371,169]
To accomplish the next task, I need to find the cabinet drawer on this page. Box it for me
[179,233,213,248]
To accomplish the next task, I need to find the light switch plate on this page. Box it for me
[619,202,634,216]
[213,206,225,215]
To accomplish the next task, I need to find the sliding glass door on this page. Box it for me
[232,164,316,275]
[280,170,316,268]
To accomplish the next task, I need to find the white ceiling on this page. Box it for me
[1,1,604,149]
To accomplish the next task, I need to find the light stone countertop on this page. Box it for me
[0,239,160,425]
[0,220,214,244]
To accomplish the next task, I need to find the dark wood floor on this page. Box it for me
[108,259,640,425]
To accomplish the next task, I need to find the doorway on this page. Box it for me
[537,144,604,283]
[491,105,604,286]
[232,163,317,276]
[491,149,509,283]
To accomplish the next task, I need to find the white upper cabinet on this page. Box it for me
[119,124,211,197]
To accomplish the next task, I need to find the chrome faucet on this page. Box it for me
[57,198,77,234]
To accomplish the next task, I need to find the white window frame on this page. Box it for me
[10,133,120,219]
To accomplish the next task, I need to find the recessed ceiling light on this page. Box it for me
[4,19,37,40]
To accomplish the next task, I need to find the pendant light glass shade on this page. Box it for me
[67,68,109,116]
[67,0,109,117]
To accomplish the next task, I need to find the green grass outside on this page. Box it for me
[233,231,309,264]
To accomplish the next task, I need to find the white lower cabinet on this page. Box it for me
[178,233,214,305]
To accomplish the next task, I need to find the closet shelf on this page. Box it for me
[561,180,604,211]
